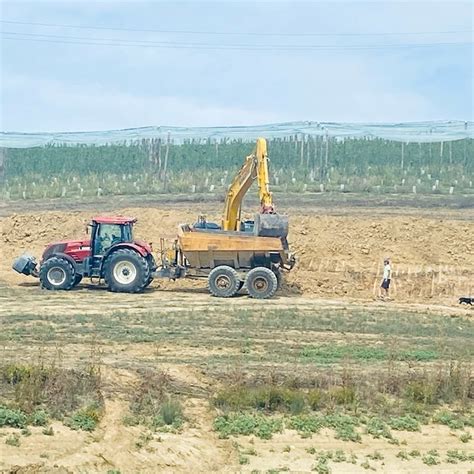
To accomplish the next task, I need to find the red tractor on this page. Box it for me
[13,216,156,293]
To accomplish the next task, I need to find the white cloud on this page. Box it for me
[1,74,281,131]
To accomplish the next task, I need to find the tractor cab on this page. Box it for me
[85,216,141,276]
[89,216,136,256]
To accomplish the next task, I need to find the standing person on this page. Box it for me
[379,258,392,300]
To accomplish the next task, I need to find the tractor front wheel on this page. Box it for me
[246,267,278,299]
[104,249,150,293]
[40,257,76,291]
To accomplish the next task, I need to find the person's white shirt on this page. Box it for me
[383,264,391,280]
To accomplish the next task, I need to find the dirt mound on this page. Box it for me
[1,207,473,305]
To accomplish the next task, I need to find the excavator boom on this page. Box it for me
[222,138,275,231]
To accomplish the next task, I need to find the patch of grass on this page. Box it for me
[333,450,346,462]
[324,414,361,442]
[157,398,183,426]
[312,457,330,474]
[0,363,103,419]
[42,426,54,436]
[135,431,153,449]
[366,450,384,461]
[360,460,375,470]
[29,409,49,427]
[328,386,356,406]
[396,450,410,461]
[446,450,469,463]
[433,410,466,429]
[388,415,420,431]
[214,413,283,440]
[242,447,257,456]
[0,406,27,428]
[288,415,324,435]
[365,417,393,440]
[65,403,102,431]
[307,389,325,410]
[5,433,21,447]
[300,344,437,364]
[214,385,305,414]
[404,381,436,404]
[422,454,439,466]
[459,431,472,443]
[130,370,170,418]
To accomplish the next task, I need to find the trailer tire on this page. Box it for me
[40,257,76,291]
[246,267,278,299]
[208,266,241,298]
[104,249,150,293]
[272,266,282,289]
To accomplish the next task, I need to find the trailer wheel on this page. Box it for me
[246,267,278,299]
[272,266,282,289]
[40,257,76,291]
[208,266,240,298]
[104,249,150,293]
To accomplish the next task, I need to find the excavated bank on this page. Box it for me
[1,205,472,305]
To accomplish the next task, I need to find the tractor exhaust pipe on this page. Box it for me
[12,254,39,277]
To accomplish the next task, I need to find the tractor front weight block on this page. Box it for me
[12,253,39,277]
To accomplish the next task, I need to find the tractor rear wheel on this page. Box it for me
[40,257,76,291]
[208,266,240,298]
[144,276,154,288]
[104,249,150,293]
[246,267,278,299]
[73,274,83,287]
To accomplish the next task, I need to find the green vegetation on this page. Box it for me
[433,410,473,429]
[214,413,283,439]
[65,404,102,431]
[3,137,473,200]
[5,433,21,447]
[300,345,437,363]
[125,370,185,432]
[388,415,420,431]
[0,406,27,428]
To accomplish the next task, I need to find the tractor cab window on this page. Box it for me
[94,224,131,255]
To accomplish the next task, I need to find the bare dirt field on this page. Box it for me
[1,196,473,473]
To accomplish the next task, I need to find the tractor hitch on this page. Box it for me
[12,254,39,277]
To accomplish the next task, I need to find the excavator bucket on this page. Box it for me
[254,213,289,238]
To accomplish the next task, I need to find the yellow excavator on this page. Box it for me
[222,137,275,231]
[158,138,295,299]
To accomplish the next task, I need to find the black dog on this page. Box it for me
[459,297,473,305]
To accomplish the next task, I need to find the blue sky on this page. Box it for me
[1,1,472,131]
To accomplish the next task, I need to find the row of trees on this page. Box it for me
[1,137,472,199]
[4,137,473,177]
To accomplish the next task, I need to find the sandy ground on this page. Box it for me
[0,197,473,473]
[1,200,473,305]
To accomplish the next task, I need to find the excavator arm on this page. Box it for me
[222,138,275,231]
